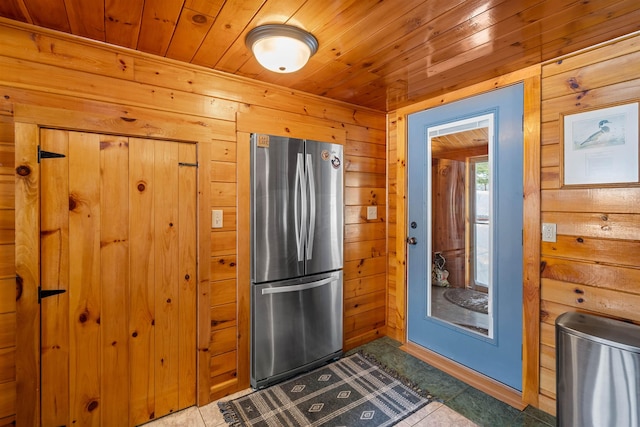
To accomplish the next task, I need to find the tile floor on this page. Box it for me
[143,337,556,427]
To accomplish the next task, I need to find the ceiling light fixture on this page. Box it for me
[246,24,318,73]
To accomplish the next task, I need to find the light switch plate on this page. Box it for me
[366,206,377,220]
[212,210,223,228]
[542,223,556,242]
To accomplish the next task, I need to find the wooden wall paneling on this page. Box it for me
[0,278,14,315]
[8,98,236,144]
[14,122,39,426]
[542,278,640,323]
[541,257,640,295]
[210,161,236,183]
[207,124,242,400]
[0,381,16,426]
[0,347,14,385]
[210,279,236,307]
[210,182,236,207]
[0,144,14,176]
[541,32,640,79]
[538,31,640,415]
[0,177,14,210]
[343,126,387,351]
[236,109,347,145]
[542,211,640,241]
[133,56,385,130]
[542,187,640,213]
[541,77,640,123]
[542,236,640,266]
[344,240,386,261]
[0,58,237,125]
[210,327,237,357]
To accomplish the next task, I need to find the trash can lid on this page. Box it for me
[556,312,640,353]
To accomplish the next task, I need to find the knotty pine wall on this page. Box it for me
[0,19,386,424]
[538,32,640,415]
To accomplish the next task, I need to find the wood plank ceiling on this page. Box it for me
[0,0,639,111]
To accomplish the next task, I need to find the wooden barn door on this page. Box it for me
[39,129,197,426]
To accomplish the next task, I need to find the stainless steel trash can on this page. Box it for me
[556,312,640,427]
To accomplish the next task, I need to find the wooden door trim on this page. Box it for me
[15,122,41,427]
[14,103,212,425]
[391,67,541,407]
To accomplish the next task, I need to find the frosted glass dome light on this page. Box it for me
[246,24,318,73]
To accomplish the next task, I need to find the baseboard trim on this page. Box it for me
[401,341,527,410]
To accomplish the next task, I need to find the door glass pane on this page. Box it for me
[427,114,493,336]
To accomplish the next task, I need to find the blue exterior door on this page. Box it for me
[407,83,524,390]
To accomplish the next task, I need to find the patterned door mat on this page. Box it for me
[218,352,433,426]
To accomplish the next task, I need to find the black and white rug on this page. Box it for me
[444,288,489,314]
[218,352,433,426]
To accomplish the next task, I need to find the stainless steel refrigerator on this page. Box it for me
[250,133,343,389]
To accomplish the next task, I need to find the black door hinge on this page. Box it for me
[38,286,66,303]
[38,145,66,163]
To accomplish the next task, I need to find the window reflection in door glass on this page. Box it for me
[427,115,493,337]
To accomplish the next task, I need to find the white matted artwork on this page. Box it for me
[563,102,639,186]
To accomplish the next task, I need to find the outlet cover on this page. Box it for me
[367,206,377,220]
[212,210,223,228]
[542,223,556,242]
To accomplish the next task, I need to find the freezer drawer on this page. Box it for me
[251,271,343,389]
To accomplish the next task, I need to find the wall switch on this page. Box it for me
[366,206,377,220]
[542,223,556,242]
[212,210,223,228]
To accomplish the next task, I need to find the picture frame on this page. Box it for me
[562,102,639,186]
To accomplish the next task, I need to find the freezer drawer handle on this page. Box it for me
[261,277,335,295]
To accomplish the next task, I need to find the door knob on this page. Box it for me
[407,237,417,245]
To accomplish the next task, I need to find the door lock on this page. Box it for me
[407,237,417,245]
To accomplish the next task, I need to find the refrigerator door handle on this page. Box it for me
[295,152,306,262]
[306,153,316,260]
[261,277,335,295]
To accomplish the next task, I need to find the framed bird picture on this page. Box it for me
[562,101,639,186]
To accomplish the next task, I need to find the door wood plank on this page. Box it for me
[40,128,70,426]
[153,141,180,416]
[99,135,130,425]
[129,137,156,426]
[178,143,197,408]
[68,132,102,425]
